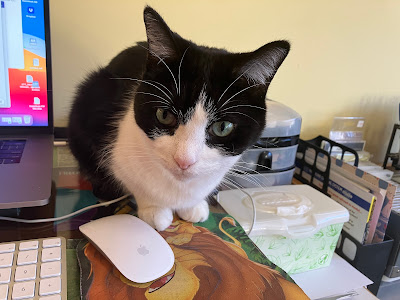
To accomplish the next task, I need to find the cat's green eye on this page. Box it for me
[156,108,176,126]
[211,121,234,137]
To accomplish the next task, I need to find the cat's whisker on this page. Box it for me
[227,169,268,190]
[222,177,245,189]
[141,102,171,110]
[219,182,231,190]
[178,47,189,96]
[218,181,236,192]
[226,174,265,191]
[250,145,266,149]
[232,165,274,186]
[231,163,273,181]
[111,77,172,100]
[235,160,273,171]
[138,43,178,94]
[221,177,245,190]
[229,167,273,188]
[231,174,266,191]
[228,172,270,191]
[217,69,248,104]
[170,106,179,116]
[219,111,260,125]
[231,163,272,178]
[96,146,115,172]
[217,84,260,111]
[133,92,171,106]
[218,104,267,114]
[146,80,173,96]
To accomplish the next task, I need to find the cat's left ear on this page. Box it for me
[143,6,178,60]
[237,40,290,85]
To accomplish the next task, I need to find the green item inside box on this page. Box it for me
[250,223,343,274]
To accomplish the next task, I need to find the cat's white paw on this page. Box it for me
[138,207,173,231]
[177,200,209,223]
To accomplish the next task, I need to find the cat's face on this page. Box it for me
[131,7,289,183]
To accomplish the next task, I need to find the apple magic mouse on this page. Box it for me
[79,214,175,283]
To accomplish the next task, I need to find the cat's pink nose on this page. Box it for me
[174,156,196,170]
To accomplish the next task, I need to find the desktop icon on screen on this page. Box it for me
[2,117,12,124]
[12,117,22,124]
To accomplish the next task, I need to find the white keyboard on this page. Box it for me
[0,237,67,300]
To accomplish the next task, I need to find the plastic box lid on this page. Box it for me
[217,185,349,239]
[262,99,302,138]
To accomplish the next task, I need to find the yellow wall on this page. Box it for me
[50,0,400,162]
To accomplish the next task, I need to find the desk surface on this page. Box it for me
[0,146,378,300]
[0,146,97,243]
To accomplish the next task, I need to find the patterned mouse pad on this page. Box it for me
[76,212,309,299]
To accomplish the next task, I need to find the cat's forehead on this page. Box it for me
[144,49,258,113]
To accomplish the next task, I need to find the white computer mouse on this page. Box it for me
[79,214,175,283]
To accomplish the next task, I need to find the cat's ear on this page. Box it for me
[237,40,290,85]
[143,6,177,60]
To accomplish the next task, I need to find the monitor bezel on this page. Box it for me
[0,0,53,135]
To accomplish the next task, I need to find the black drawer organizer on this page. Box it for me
[294,135,359,194]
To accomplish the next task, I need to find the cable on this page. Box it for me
[239,188,257,236]
[220,180,257,236]
[0,194,130,223]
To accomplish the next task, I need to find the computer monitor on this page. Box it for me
[0,0,53,131]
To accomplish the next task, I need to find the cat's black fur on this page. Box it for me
[68,7,289,200]
[68,45,147,198]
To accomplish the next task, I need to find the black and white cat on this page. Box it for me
[68,7,290,231]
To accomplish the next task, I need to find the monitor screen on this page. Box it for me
[0,0,49,127]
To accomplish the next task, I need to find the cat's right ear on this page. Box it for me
[235,40,290,85]
[143,6,178,60]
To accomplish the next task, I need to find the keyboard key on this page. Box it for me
[40,261,61,278]
[8,146,24,150]
[39,295,61,300]
[0,243,15,253]
[0,149,23,154]
[39,277,61,296]
[17,250,38,265]
[15,265,36,282]
[11,281,35,299]
[41,247,61,262]
[3,158,21,164]
[3,140,25,145]
[0,268,11,284]
[0,253,13,267]
[0,237,65,300]
[0,285,8,300]
[19,241,38,251]
[43,238,61,248]
[0,154,21,159]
